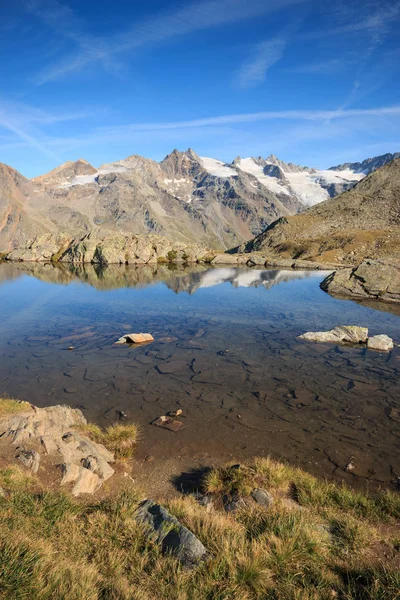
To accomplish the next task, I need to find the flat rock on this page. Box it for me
[299,325,368,345]
[116,333,154,344]
[136,499,208,567]
[367,334,394,351]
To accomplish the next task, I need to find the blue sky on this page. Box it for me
[1,0,400,177]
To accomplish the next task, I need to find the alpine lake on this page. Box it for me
[0,260,399,491]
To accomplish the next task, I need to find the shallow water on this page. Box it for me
[1,261,399,489]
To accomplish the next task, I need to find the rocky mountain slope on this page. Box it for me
[0,150,398,253]
[235,158,400,265]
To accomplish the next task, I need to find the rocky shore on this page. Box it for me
[320,258,400,304]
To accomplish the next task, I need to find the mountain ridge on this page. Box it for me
[235,157,400,264]
[0,150,398,254]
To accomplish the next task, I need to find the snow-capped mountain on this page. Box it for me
[1,149,398,253]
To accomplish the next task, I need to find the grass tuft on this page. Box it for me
[0,397,31,418]
[77,422,139,460]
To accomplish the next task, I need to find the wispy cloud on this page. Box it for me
[286,57,357,75]
[0,99,102,159]
[92,106,400,132]
[236,37,288,88]
[29,0,308,84]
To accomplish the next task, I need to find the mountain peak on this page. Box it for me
[33,159,97,184]
[160,148,203,178]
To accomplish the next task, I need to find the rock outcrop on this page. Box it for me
[320,259,400,303]
[0,404,115,496]
[5,232,211,265]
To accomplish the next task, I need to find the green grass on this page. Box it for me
[0,456,399,599]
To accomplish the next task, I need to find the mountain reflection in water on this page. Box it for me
[0,261,323,294]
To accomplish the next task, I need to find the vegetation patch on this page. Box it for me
[0,397,31,418]
[78,422,139,459]
[0,454,399,598]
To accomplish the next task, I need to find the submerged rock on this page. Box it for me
[136,499,208,567]
[298,325,368,345]
[321,259,400,303]
[367,334,394,351]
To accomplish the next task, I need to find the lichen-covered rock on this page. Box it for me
[367,334,394,351]
[321,259,400,303]
[136,499,208,567]
[298,325,368,345]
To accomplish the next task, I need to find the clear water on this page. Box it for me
[1,261,399,489]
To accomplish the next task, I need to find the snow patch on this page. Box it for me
[200,157,235,178]
[236,158,290,196]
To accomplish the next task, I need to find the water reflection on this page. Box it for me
[0,260,399,490]
[0,261,323,294]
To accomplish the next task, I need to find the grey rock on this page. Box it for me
[246,255,266,266]
[250,488,274,507]
[16,450,40,474]
[223,493,248,513]
[367,334,394,351]
[136,499,208,567]
[299,325,368,345]
[321,259,400,303]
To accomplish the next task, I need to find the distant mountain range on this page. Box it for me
[237,157,400,265]
[0,150,398,253]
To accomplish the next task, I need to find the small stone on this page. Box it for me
[168,409,183,417]
[117,410,128,420]
[250,488,274,507]
[367,334,394,352]
[124,333,154,344]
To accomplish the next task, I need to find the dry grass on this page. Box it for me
[0,456,399,599]
[77,422,139,460]
[0,397,31,418]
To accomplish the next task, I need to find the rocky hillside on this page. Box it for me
[235,158,400,265]
[0,150,398,253]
